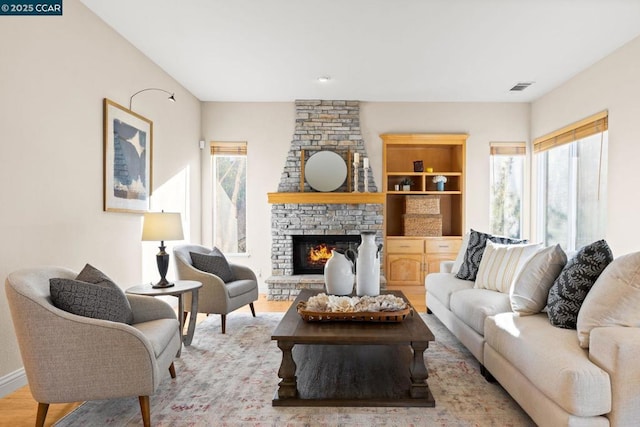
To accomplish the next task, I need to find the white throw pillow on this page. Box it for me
[475,241,543,293]
[510,244,567,315]
[576,251,640,348]
[451,232,470,275]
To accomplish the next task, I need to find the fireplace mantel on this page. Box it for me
[267,192,385,204]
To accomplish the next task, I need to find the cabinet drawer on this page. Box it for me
[386,239,424,254]
[424,238,461,254]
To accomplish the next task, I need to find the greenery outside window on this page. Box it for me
[490,142,525,239]
[534,112,608,251]
[211,142,247,254]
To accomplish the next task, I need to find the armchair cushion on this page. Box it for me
[50,264,134,324]
[190,248,236,282]
[226,279,258,298]
[132,319,179,357]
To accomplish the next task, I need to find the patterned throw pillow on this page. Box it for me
[50,264,134,324]
[455,229,526,281]
[547,240,613,329]
[190,247,236,283]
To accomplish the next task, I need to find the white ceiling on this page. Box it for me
[81,0,640,103]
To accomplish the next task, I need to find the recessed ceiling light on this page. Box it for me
[317,76,331,82]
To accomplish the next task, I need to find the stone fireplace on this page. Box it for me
[266,100,384,300]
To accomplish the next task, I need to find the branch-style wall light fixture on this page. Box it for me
[129,88,176,110]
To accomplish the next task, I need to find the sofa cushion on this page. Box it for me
[510,244,567,315]
[132,318,179,357]
[190,247,236,283]
[474,241,542,293]
[547,240,613,329]
[577,251,640,348]
[449,288,511,336]
[455,229,526,282]
[485,312,611,417]
[425,272,474,310]
[50,264,134,324]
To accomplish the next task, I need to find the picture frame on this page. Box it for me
[103,98,153,213]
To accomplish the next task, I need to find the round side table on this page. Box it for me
[126,280,202,354]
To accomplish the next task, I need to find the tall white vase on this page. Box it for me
[324,250,355,295]
[355,231,381,296]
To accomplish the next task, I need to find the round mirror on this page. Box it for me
[305,151,347,192]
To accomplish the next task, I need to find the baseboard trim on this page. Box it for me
[0,368,27,398]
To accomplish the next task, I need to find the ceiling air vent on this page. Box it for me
[510,81,534,92]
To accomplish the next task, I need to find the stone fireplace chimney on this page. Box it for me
[267,100,384,300]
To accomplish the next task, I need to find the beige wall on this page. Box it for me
[201,101,531,292]
[0,1,202,383]
[531,35,640,256]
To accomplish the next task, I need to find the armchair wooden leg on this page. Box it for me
[169,362,176,379]
[36,402,49,427]
[138,396,151,427]
[221,314,226,334]
[249,302,256,317]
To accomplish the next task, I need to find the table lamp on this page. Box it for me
[142,211,184,288]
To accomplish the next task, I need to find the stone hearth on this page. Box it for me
[267,100,384,301]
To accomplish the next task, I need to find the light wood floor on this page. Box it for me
[0,288,426,426]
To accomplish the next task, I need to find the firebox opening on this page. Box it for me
[292,235,360,275]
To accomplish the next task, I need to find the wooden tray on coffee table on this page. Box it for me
[296,301,412,322]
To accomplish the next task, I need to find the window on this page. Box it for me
[211,142,247,254]
[534,112,608,251]
[490,142,525,239]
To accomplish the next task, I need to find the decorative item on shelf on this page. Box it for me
[426,167,434,173]
[432,175,448,191]
[142,211,184,288]
[405,195,440,214]
[400,177,413,192]
[352,231,383,296]
[413,160,424,172]
[353,152,360,193]
[403,214,443,236]
[324,250,355,295]
[363,157,370,193]
[394,184,400,191]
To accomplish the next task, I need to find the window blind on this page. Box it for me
[533,111,608,154]
[210,141,247,155]
[490,142,526,156]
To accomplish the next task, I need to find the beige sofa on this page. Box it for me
[426,261,640,427]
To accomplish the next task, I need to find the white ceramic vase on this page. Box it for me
[355,231,382,296]
[324,250,354,295]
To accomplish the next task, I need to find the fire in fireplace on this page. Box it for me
[292,235,360,275]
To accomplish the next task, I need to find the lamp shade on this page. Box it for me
[142,212,184,242]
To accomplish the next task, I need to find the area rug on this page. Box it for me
[55,312,535,426]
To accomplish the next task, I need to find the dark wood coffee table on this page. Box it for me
[271,289,435,407]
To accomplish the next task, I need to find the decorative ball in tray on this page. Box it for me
[297,293,412,322]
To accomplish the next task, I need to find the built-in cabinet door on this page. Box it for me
[387,254,423,286]
[424,253,458,275]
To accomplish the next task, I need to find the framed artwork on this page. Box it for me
[103,98,153,213]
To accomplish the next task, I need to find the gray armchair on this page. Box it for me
[5,267,181,427]
[173,244,258,333]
